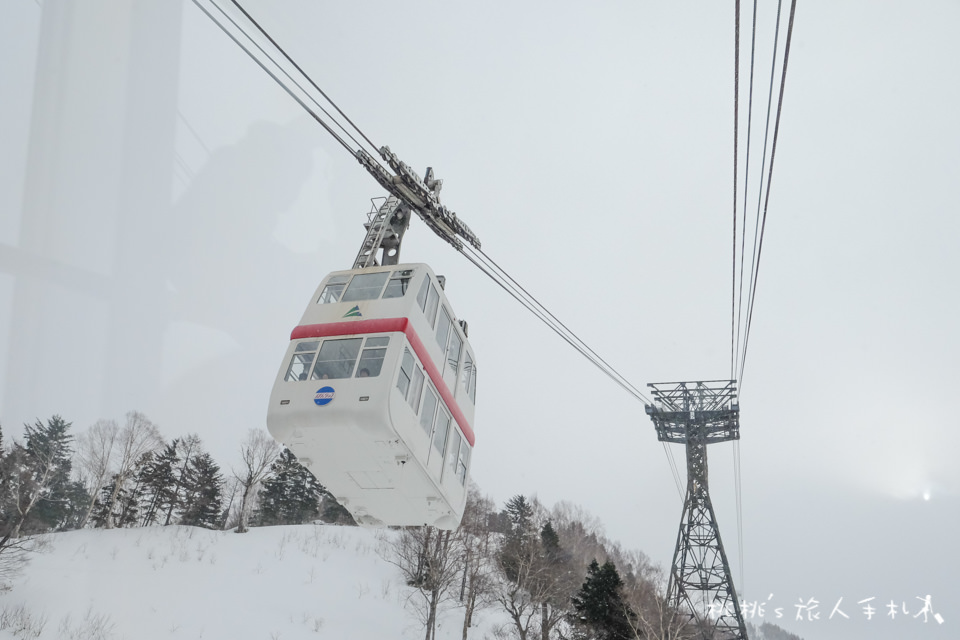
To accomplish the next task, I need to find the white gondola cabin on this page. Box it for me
[267,263,476,529]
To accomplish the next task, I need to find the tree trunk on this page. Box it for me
[461,580,476,640]
[104,475,125,529]
[235,483,252,533]
[425,592,437,640]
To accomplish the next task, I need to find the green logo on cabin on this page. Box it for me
[343,306,362,318]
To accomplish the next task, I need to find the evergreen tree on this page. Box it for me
[180,451,224,529]
[163,435,202,526]
[91,474,141,528]
[319,495,356,525]
[569,560,636,640]
[499,494,538,584]
[137,443,179,526]
[58,479,92,531]
[504,495,535,536]
[256,448,323,526]
[0,416,88,536]
[135,436,203,527]
[22,416,82,532]
[540,520,560,555]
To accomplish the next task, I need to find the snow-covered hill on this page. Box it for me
[0,525,502,640]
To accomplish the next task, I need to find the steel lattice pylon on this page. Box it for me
[645,381,747,640]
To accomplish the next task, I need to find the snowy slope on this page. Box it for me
[0,525,503,640]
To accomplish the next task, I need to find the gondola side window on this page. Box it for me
[457,444,470,485]
[448,430,462,479]
[432,410,450,459]
[341,272,390,302]
[409,366,425,414]
[356,336,389,377]
[382,269,414,299]
[284,341,320,381]
[312,338,363,380]
[420,385,439,436]
[461,353,477,403]
[444,329,462,389]
[397,349,415,397]
[436,307,452,351]
[397,347,425,412]
[318,275,350,303]
[425,284,440,328]
[416,277,429,310]
[417,278,440,328]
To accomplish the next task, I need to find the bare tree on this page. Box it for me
[457,486,498,640]
[219,475,242,531]
[232,429,280,533]
[386,526,464,640]
[101,412,163,529]
[622,565,694,640]
[74,419,120,528]
[0,432,50,584]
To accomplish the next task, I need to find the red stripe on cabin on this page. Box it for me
[290,318,476,447]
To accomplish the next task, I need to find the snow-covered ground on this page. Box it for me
[0,525,502,640]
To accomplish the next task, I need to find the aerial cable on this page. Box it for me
[457,244,679,499]
[192,0,382,166]
[663,441,684,500]
[226,0,381,155]
[734,0,759,380]
[730,0,747,600]
[472,245,652,405]
[739,0,797,385]
[468,245,652,404]
[210,0,376,157]
[731,0,741,381]
[738,0,784,384]
[459,244,652,406]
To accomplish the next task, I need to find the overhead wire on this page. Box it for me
[730,0,797,600]
[467,245,652,404]
[730,0,740,379]
[731,0,747,601]
[739,0,797,385]
[226,0,381,154]
[190,0,376,161]
[459,244,682,498]
[739,0,784,385]
[733,0,759,382]
[458,244,679,497]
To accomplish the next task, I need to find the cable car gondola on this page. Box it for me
[267,263,476,529]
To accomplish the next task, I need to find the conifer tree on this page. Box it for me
[499,494,538,585]
[163,435,203,526]
[137,442,180,526]
[180,451,224,529]
[3,416,88,536]
[540,520,560,555]
[569,560,636,640]
[91,474,141,528]
[256,448,323,526]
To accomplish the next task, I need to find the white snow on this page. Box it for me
[0,525,504,640]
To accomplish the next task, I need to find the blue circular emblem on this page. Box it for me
[314,386,336,406]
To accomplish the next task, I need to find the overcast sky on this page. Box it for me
[2,2,958,639]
